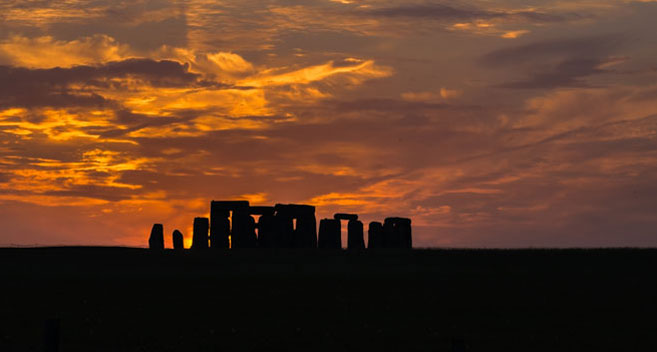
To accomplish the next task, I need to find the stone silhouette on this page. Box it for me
[274,204,317,248]
[149,200,411,250]
[210,200,249,249]
[347,219,365,250]
[398,218,412,249]
[172,229,184,250]
[333,213,364,250]
[248,206,276,248]
[232,209,258,248]
[383,218,397,248]
[367,221,383,249]
[318,218,341,249]
[192,217,209,250]
[210,208,230,249]
[383,217,412,248]
[148,224,164,250]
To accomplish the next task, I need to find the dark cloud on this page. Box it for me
[480,35,626,89]
[480,34,624,67]
[0,59,200,108]
[1,0,656,248]
[1,58,197,87]
[495,58,607,89]
[363,3,573,23]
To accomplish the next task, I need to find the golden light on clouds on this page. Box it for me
[0,35,129,68]
[0,0,656,248]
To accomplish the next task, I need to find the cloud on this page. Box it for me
[501,30,530,39]
[0,35,130,68]
[495,58,608,89]
[1,0,657,248]
[480,34,628,89]
[239,58,392,88]
[0,58,199,109]
[365,4,569,22]
[401,88,463,102]
[480,34,624,67]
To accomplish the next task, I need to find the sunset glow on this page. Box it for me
[1,0,656,248]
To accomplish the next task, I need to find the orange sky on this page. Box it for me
[1,0,657,247]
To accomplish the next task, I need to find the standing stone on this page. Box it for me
[347,219,365,250]
[210,208,229,249]
[232,210,257,248]
[274,211,294,248]
[383,217,412,248]
[256,213,277,248]
[148,223,164,250]
[210,209,230,249]
[247,206,275,248]
[172,229,184,250]
[192,217,209,250]
[296,214,317,248]
[368,221,383,249]
[274,204,316,248]
[383,219,398,248]
[318,218,341,249]
[210,200,249,249]
[398,218,412,248]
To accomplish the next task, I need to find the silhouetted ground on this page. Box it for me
[1,247,656,351]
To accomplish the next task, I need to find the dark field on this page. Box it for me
[1,247,657,351]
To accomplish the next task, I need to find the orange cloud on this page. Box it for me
[0,35,130,68]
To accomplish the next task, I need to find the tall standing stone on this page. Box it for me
[210,209,230,249]
[247,206,275,248]
[192,217,209,250]
[274,214,294,248]
[210,201,250,249]
[368,221,383,249]
[296,214,317,248]
[256,212,276,248]
[383,219,397,248]
[318,218,341,249]
[272,204,317,248]
[172,229,184,250]
[232,210,257,248]
[148,223,164,250]
[383,217,412,248]
[347,219,365,250]
[398,218,412,248]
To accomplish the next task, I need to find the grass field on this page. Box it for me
[1,247,656,351]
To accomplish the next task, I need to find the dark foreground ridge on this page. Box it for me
[149,200,412,250]
[2,247,657,351]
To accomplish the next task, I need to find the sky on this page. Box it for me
[0,0,656,248]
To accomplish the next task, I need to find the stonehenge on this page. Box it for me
[149,200,412,250]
